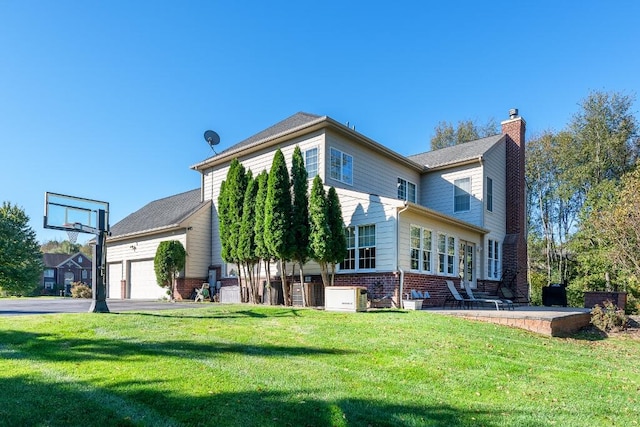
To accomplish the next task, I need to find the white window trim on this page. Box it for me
[437,232,456,276]
[304,146,319,179]
[398,178,417,203]
[339,224,376,272]
[453,177,471,213]
[409,225,433,273]
[488,239,500,279]
[329,147,354,186]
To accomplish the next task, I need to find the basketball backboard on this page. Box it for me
[44,192,109,235]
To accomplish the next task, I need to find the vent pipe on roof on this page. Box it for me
[509,108,519,119]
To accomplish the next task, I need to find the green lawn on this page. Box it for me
[1,305,638,426]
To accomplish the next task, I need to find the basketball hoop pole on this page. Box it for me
[89,209,109,313]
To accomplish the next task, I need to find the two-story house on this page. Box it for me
[106,109,527,306]
[42,252,92,295]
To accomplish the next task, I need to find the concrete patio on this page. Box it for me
[424,306,592,337]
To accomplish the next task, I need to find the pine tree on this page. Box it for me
[308,176,331,287]
[238,171,259,302]
[264,149,293,305]
[290,146,310,306]
[253,171,270,299]
[326,186,347,285]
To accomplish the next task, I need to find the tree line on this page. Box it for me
[218,146,346,306]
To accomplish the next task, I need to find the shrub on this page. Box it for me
[590,300,629,332]
[71,282,92,299]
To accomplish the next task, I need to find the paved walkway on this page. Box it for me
[0,298,208,316]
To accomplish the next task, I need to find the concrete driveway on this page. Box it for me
[0,298,209,316]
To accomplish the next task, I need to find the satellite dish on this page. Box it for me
[204,130,220,147]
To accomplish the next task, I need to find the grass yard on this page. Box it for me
[1,305,639,427]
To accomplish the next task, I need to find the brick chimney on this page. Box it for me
[501,109,528,301]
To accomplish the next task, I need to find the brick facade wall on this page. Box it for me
[501,115,529,301]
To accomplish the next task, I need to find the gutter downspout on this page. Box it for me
[397,201,410,309]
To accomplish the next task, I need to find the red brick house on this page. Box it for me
[42,253,92,295]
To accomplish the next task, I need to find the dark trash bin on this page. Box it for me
[542,284,567,307]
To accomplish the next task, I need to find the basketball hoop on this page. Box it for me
[63,223,79,244]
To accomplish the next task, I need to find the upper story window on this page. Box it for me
[486,177,493,212]
[330,148,353,185]
[44,269,55,278]
[304,147,318,178]
[398,178,417,203]
[454,178,471,212]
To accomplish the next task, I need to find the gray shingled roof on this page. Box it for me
[204,112,324,160]
[407,134,504,168]
[109,189,206,238]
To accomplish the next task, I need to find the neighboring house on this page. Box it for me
[42,252,92,294]
[107,109,527,305]
[105,189,211,299]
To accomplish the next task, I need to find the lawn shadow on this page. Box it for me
[0,329,356,363]
[0,374,521,426]
[114,307,303,320]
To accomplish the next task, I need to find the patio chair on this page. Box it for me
[499,286,529,306]
[444,280,472,309]
[463,282,513,310]
[194,283,210,302]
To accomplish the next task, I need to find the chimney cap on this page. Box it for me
[509,108,519,119]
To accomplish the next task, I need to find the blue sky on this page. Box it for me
[1,1,639,244]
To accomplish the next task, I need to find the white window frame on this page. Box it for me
[409,225,433,273]
[304,147,318,178]
[329,147,353,185]
[398,178,417,203]
[44,269,55,278]
[488,239,500,279]
[486,177,493,212]
[437,233,456,276]
[339,224,376,271]
[454,177,471,212]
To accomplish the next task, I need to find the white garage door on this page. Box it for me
[107,263,123,299]
[130,259,167,300]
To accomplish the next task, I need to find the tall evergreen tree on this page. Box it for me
[290,146,310,306]
[253,170,271,300]
[308,176,332,287]
[0,202,43,296]
[264,149,293,305]
[326,186,347,285]
[218,159,247,279]
[238,171,259,303]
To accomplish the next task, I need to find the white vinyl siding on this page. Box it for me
[421,165,484,226]
[324,131,421,200]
